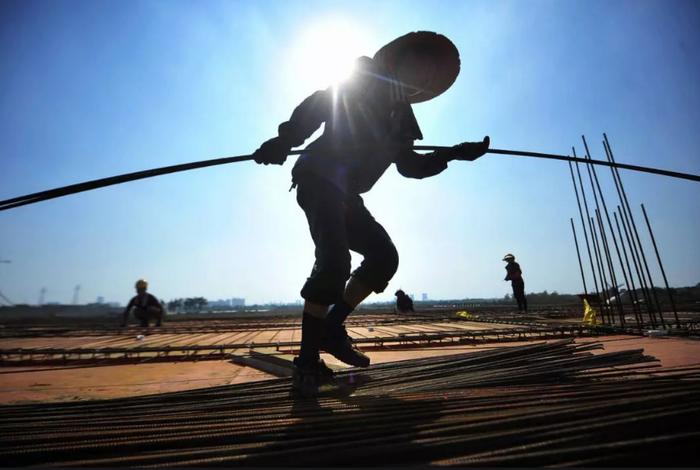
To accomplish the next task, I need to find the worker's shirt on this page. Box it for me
[282,60,449,194]
[123,293,161,314]
[505,262,523,283]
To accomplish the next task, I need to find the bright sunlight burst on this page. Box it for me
[287,17,377,91]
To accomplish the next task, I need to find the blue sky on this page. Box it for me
[1,0,698,306]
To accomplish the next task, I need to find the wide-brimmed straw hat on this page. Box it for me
[373,31,460,104]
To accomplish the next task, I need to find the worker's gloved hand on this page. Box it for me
[253,137,291,166]
[450,136,490,161]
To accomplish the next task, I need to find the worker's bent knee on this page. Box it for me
[353,244,399,294]
[300,267,350,305]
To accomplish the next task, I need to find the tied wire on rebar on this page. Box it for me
[1,146,699,212]
[1,340,698,467]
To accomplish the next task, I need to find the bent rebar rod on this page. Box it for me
[1,147,698,211]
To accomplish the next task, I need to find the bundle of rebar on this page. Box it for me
[1,339,698,467]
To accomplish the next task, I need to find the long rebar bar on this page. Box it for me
[589,215,613,324]
[582,141,623,324]
[1,146,699,212]
[573,150,609,320]
[568,159,599,299]
[595,209,624,326]
[600,141,644,321]
[613,212,642,328]
[603,134,665,326]
[582,135,629,324]
[569,218,588,296]
[640,204,680,328]
[603,139,655,323]
[616,204,654,327]
[616,200,652,321]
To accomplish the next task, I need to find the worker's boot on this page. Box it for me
[292,313,334,397]
[321,301,370,368]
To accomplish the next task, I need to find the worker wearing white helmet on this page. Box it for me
[503,254,527,313]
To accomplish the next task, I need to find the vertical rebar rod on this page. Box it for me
[603,134,664,325]
[583,136,632,320]
[588,214,612,324]
[603,138,656,323]
[582,136,625,323]
[613,211,642,328]
[595,208,625,326]
[568,159,600,297]
[617,205,654,328]
[640,204,680,328]
[570,218,588,296]
[601,141,644,322]
[574,151,609,320]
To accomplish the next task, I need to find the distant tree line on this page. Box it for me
[166,297,208,313]
[503,283,700,308]
[503,290,580,305]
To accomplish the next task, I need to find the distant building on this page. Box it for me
[421,293,428,301]
[207,298,246,308]
[96,296,105,304]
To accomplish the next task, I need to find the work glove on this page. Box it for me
[447,136,490,161]
[253,137,292,166]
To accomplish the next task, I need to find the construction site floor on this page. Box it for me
[2,334,698,405]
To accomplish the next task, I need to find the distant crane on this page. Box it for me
[0,258,13,305]
[0,290,13,306]
[38,287,46,306]
[72,284,81,305]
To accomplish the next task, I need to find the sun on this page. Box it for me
[287,17,376,91]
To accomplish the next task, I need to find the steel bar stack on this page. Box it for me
[1,339,698,467]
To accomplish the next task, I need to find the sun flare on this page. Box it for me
[287,17,376,90]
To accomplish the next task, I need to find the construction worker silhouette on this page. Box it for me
[121,279,164,327]
[395,289,415,313]
[503,254,527,313]
[253,31,489,395]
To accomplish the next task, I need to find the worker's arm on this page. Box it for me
[253,89,330,165]
[393,104,489,178]
[147,294,164,314]
[121,298,134,327]
[395,147,450,179]
[397,136,490,178]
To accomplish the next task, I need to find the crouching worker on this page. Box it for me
[253,31,489,395]
[395,289,415,313]
[121,279,164,327]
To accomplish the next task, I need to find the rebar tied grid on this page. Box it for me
[1,339,698,467]
[0,325,603,366]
